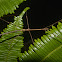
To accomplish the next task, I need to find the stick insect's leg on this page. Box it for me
[0,14,16,24]
[26,12,34,44]
[0,18,10,24]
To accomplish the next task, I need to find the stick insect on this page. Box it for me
[0,13,48,44]
[0,13,62,44]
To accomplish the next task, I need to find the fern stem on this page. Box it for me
[41,45,62,62]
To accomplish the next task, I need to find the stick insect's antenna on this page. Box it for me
[26,12,34,44]
[45,19,62,28]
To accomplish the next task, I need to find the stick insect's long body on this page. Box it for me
[0,28,48,36]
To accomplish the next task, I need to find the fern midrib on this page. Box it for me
[40,44,62,62]
[5,36,19,62]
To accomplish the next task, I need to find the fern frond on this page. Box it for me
[0,7,30,62]
[0,0,26,17]
[19,21,62,62]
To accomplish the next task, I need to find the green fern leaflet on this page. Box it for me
[0,0,26,17]
[19,21,62,62]
[0,7,30,62]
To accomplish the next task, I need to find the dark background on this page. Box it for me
[0,0,62,51]
[19,0,62,41]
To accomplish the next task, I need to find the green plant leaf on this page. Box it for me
[0,7,30,62]
[19,22,62,62]
[0,0,26,17]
